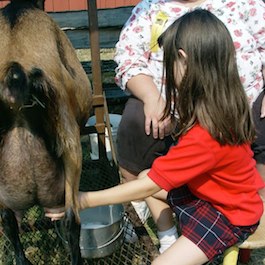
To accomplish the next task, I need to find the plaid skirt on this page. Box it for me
[167,186,259,263]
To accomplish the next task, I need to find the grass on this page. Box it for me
[76,48,116,62]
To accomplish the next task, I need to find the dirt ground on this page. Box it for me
[76,48,115,62]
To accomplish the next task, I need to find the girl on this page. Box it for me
[47,10,264,265]
[115,0,265,252]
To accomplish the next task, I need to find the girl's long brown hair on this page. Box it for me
[159,9,256,145]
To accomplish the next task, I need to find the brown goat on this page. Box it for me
[0,0,92,264]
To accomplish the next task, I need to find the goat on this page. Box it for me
[0,0,92,264]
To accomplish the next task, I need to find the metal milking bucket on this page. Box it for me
[79,204,124,258]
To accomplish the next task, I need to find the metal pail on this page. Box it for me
[79,204,124,258]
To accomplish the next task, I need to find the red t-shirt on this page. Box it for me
[148,124,264,226]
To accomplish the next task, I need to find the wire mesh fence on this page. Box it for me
[1,134,265,264]
[0,135,159,265]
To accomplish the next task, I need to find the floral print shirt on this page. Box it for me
[114,0,265,106]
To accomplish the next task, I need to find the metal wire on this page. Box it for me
[0,137,157,265]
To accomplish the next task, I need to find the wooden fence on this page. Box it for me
[0,1,139,11]
[50,7,133,102]
[50,6,133,49]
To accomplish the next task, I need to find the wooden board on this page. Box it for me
[49,7,134,49]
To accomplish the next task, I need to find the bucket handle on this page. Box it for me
[80,226,124,250]
[54,220,124,248]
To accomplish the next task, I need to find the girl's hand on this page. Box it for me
[44,192,89,221]
[44,192,88,220]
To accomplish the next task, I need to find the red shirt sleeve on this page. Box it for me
[148,126,216,191]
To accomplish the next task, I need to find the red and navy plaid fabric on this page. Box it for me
[167,185,258,262]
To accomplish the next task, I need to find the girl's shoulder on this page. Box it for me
[180,125,213,144]
[187,124,209,137]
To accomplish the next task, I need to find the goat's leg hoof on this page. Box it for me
[64,208,83,265]
[0,209,33,265]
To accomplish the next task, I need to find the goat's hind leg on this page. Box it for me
[0,208,33,265]
[64,208,83,265]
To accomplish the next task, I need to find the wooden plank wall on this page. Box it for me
[0,2,135,49]
[96,0,139,9]
[51,7,133,99]
[50,7,134,49]
[0,2,134,100]
[46,0,139,11]
[0,0,139,11]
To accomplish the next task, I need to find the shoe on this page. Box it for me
[131,201,150,223]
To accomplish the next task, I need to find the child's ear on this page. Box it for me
[178,49,187,64]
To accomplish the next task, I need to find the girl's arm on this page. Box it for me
[79,169,161,210]
[44,170,161,220]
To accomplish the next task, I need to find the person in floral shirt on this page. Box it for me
[114,0,265,253]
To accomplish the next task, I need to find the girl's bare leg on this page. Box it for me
[145,190,174,231]
[120,167,177,251]
[145,190,178,252]
[152,235,209,265]
[119,167,150,222]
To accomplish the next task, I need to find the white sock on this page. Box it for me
[157,226,178,253]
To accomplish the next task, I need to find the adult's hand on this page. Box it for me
[127,74,174,139]
[143,94,173,139]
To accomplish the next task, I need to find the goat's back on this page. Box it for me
[0,3,92,123]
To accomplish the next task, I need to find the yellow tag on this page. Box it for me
[150,11,169,52]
